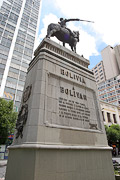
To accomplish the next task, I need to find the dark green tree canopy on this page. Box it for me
[105,124,120,145]
[0,98,18,144]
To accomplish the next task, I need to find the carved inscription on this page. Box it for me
[60,69,86,84]
[59,98,90,123]
[60,87,87,100]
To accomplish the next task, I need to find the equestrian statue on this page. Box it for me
[46,18,94,53]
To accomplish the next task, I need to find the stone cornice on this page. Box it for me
[33,38,90,68]
[9,143,112,150]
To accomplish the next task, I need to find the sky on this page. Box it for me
[36,0,120,69]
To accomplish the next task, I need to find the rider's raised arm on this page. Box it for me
[65,18,80,22]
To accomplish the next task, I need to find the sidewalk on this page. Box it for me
[0,160,7,167]
[0,160,7,180]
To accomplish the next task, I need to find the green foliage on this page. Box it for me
[0,98,18,144]
[105,124,120,144]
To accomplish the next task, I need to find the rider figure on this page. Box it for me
[58,18,79,37]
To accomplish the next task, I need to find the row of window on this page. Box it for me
[102,112,117,123]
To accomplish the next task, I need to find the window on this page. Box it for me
[0,68,4,74]
[22,13,29,21]
[3,30,14,38]
[7,77,18,84]
[9,67,19,74]
[15,101,20,109]
[22,62,29,68]
[16,90,23,96]
[0,64,5,69]
[107,113,111,122]
[113,114,117,123]
[24,47,33,57]
[94,66,97,70]
[0,27,4,33]
[7,0,14,4]
[117,90,120,94]
[100,73,103,76]
[9,12,18,24]
[0,21,6,26]
[11,58,21,65]
[102,111,105,121]
[12,6,21,13]
[14,43,24,53]
[20,19,29,28]
[1,37,12,48]
[18,30,26,39]
[19,71,26,81]
[26,34,35,43]
[27,28,36,35]
[18,80,25,86]
[5,87,16,94]
[6,23,15,31]
[0,45,10,55]
[13,50,22,57]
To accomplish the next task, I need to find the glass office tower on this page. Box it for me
[0,0,41,110]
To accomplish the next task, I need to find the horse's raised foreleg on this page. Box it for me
[74,45,76,53]
[73,40,77,53]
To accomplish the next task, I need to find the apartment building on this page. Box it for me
[92,60,106,84]
[98,75,120,106]
[114,45,120,72]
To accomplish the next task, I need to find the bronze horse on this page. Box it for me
[46,23,79,53]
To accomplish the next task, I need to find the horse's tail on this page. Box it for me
[47,24,51,36]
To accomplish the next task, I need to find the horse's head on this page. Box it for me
[73,31,80,42]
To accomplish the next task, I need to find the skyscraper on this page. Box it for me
[101,45,120,80]
[0,0,41,110]
[92,60,106,84]
[114,45,120,72]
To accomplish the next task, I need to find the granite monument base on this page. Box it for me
[6,146,114,180]
[5,38,115,180]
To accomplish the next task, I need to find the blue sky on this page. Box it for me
[36,0,120,69]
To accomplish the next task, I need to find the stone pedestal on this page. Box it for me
[5,38,115,180]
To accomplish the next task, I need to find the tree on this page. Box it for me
[0,98,18,144]
[105,124,120,145]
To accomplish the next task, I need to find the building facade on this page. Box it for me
[100,101,120,126]
[101,45,120,80]
[92,44,120,108]
[92,60,106,84]
[114,45,120,72]
[97,75,120,106]
[0,0,41,110]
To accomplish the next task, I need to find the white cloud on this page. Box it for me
[0,0,3,8]
[34,14,60,50]
[77,29,98,59]
[52,0,120,46]
[38,13,98,59]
